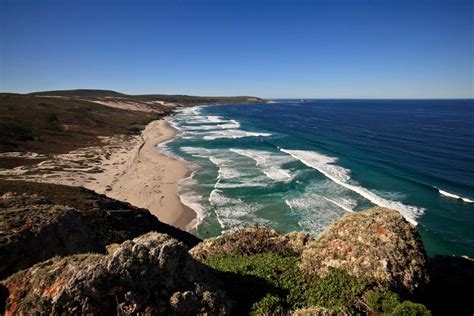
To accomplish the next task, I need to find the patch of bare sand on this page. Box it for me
[0,118,196,231]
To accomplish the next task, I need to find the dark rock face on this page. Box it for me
[300,207,430,295]
[427,255,474,315]
[0,180,201,249]
[0,192,103,279]
[1,232,230,315]
[190,226,310,261]
[0,181,201,279]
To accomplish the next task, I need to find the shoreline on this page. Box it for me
[101,117,197,231]
[0,116,198,232]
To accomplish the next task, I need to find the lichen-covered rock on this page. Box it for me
[190,226,310,261]
[0,192,102,279]
[300,207,429,295]
[1,232,230,315]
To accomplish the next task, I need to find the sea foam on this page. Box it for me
[209,189,267,229]
[438,189,473,203]
[203,130,272,140]
[230,148,294,181]
[207,115,227,123]
[285,195,347,234]
[177,172,208,230]
[281,149,424,225]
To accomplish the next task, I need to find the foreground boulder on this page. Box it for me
[1,232,230,315]
[190,226,310,261]
[0,192,103,279]
[300,207,430,295]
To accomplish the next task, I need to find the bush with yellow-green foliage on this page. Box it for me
[204,252,430,315]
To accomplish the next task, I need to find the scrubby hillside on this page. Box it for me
[0,94,161,168]
[30,89,267,106]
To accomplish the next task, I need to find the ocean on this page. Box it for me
[161,99,474,257]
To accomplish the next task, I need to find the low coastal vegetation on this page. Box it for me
[0,93,159,168]
[205,253,429,315]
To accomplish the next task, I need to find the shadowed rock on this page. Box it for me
[0,192,102,279]
[300,207,430,295]
[1,232,230,315]
[426,255,474,314]
[0,181,201,279]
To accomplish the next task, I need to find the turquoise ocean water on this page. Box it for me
[159,100,474,257]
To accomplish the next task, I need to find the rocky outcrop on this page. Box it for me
[0,180,201,248]
[1,199,460,315]
[190,226,310,261]
[300,207,430,295]
[1,232,230,315]
[0,181,201,279]
[0,192,102,279]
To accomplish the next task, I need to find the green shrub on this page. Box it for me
[251,294,284,315]
[391,301,431,316]
[205,253,371,314]
[365,290,401,313]
[205,252,432,315]
[364,290,431,315]
[303,268,370,311]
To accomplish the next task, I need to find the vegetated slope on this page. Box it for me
[29,89,267,105]
[0,179,201,279]
[0,94,160,167]
[29,89,126,98]
[134,94,267,105]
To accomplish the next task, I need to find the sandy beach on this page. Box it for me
[0,117,197,231]
[99,118,197,229]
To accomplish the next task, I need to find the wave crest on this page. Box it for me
[281,149,424,225]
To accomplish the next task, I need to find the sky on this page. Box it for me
[1,0,473,98]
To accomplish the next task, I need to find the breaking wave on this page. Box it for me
[438,189,473,203]
[203,130,272,140]
[209,189,267,229]
[230,148,294,181]
[177,172,208,230]
[281,149,424,225]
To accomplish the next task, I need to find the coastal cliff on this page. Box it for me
[1,190,472,315]
[0,92,472,315]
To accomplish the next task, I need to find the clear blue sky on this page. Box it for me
[1,0,472,98]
